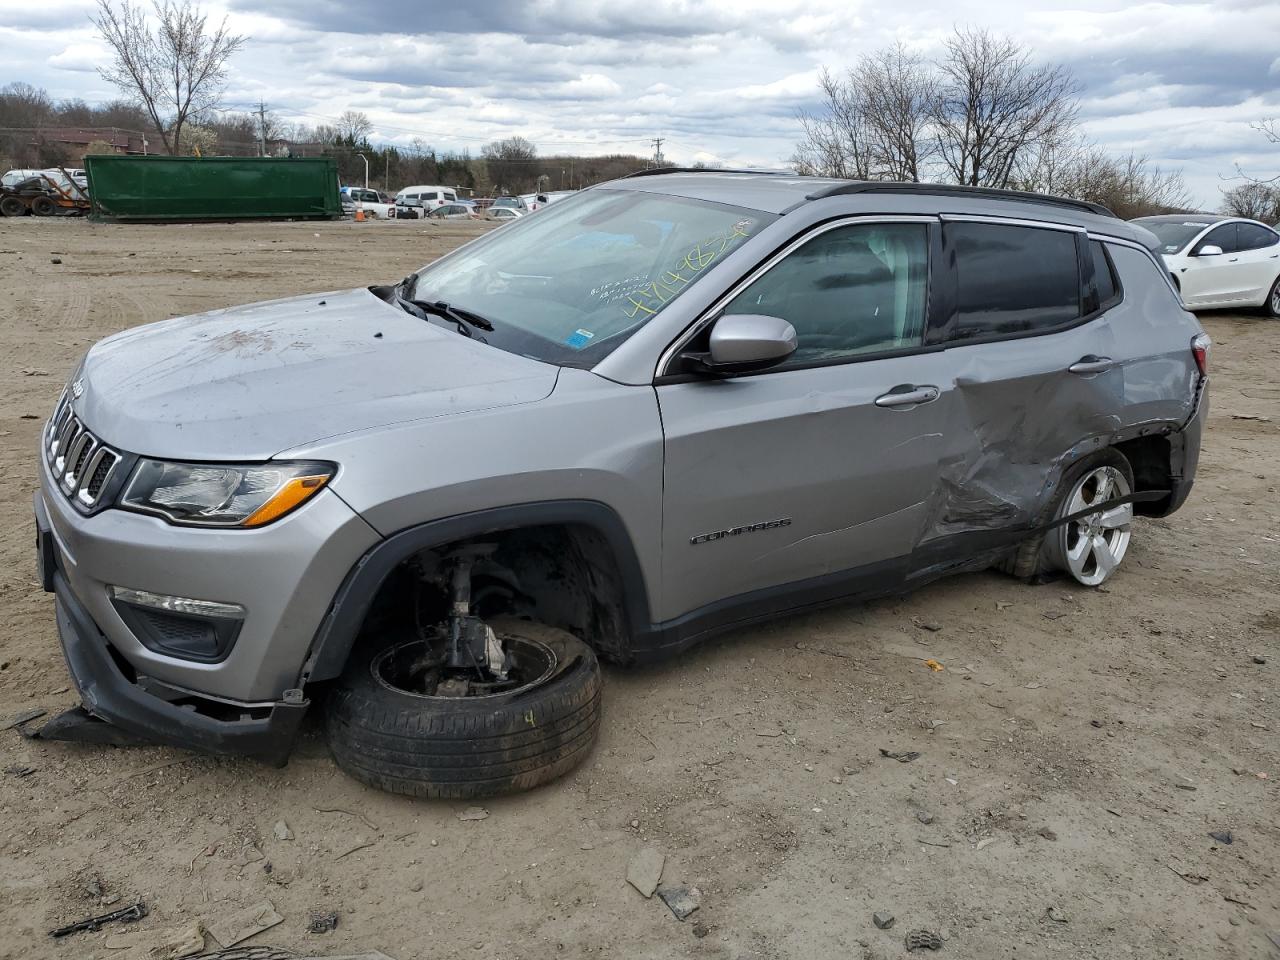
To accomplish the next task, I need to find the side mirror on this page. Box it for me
[1196,244,1224,257]
[681,313,797,375]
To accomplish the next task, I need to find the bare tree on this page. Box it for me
[1012,134,1190,217]
[92,0,245,156]
[335,110,372,143]
[855,45,936,181]
[791,68,875,179]
[1221,181,1280,222]
[929,28,1078,188]
[482,136,538,193]
[1229,118,1280,187]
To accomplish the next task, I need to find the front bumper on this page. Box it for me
[37,493,307,765]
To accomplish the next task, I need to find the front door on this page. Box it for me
[656,219,947,623]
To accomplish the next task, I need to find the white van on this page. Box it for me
[394,185,458,219]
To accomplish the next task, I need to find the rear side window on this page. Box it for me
[949,222,1080,340]
[1090,241,1121,311]
[1237,222,1279,251]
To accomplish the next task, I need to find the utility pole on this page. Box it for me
[651,137,664,168]
[256,100,268,157]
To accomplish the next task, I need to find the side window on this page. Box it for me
[1198,223,1239,254]
[949,222,1080,340]
[723,222,929,368]
[1237,222,1279,251]
[1090,240,1121,311]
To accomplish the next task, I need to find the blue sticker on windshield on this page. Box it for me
[565,329,595,350]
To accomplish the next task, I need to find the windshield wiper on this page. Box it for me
[403,299,495,339]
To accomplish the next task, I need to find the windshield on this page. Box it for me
[409,189,774,366]
[1138,219,1213,255]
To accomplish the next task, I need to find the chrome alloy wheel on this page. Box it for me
[1049,465,1133,587]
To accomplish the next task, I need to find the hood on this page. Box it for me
[74,288,559,460]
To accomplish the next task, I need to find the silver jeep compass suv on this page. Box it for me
[35,172,1208,797]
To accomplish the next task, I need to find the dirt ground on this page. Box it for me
[0,216,1276,960]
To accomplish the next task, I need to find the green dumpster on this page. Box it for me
[85,155,342,221]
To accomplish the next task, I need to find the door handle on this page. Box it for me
[875,385,940,408]
[1068,355,1114,375]
[1228,257,1239,263]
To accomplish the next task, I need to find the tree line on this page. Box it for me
[792,28,1194,219]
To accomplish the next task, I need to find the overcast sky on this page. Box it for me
[3,0,1277,207]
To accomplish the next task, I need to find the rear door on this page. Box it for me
[912,218,1122,569]
[656,217,950,622]
[1234,222,1280,302]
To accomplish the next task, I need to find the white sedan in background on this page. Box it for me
[1135,215,1280,316]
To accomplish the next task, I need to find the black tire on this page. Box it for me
[324,617,602,799]
[998,448,1134,582]
[0,196,26,217]
[1265,275,1280,318]
[31,195,56,217]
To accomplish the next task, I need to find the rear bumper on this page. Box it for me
[38,494,307,765]
[1161,375,1207,516]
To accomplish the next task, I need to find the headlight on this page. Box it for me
[120,460,335,528]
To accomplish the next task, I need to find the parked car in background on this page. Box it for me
[427,202,479,220]
[485,206,523,222]
[490,196,527,212]
[1134,214,1280,316]
[394,185,458,219]
[340,187,395,220]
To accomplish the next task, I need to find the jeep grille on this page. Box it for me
[45,391,122,508]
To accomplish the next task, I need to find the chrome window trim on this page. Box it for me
[938,213,1086,234]
[655,214,939,378]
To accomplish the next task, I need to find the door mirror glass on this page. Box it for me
[683,313,797,374]
[1196,244,1223,257]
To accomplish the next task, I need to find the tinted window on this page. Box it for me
[724,222,929,368]
[1090,241,1120,310]
[1237,222,1279,251]
[950,223,1080,340]
[1198,223,1239,255]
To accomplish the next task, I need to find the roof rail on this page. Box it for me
[806,181,1118,219]
[623,167,793,179]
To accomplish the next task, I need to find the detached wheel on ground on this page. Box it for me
[1000,448,1135,587]
[324,617,602,799]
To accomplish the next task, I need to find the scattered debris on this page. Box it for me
[626,848,665,898]
[314,806,379,830]
[1231,414,1271,422]
[1,707,46,731]
[49,902,147,938]
[905,929,944,951]
[915,809,935,825]
[917,838,951,848]
[307,911,339,934]
[975,837,996,851]
[205,901,283,948]
[657,884,700,921]
[1038,827,1058,841]
[1252,655,1267,665]
[754,729,783,738]
[1174,783,1197,791]
[913,618,942,632]
[1042,610,1068,621]
[4,764,35,777]
[457,807,489,822]
[1045,905,1069,923]
[21,368,48,376]
[880,749,922,763]
[50,257,62,264]
[142,922,204,960]
[873,911,896,930]
[923,659,945,672]
[334,840,375,861]
[1090,720,1103,728]
[273,820,294,841]
[1166,864,1209,885]
[1208,830,1233,845]
[692,922,710,939]
[995,600,1014,611]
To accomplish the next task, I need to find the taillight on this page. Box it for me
[1191,332,1211,376]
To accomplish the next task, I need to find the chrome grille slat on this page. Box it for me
[44,393,123,510]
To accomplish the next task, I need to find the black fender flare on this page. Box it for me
[298,500,654,685]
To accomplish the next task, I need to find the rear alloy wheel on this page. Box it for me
[1266,275,1280,318]
[1045,463,1133,587]
[325,617,602,799]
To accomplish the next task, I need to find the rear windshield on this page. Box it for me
[410,189,774,367]
[1138,219,1213,255]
